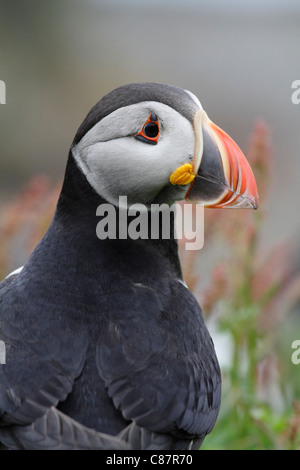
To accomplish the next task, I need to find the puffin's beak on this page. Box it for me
[185,111,259,209]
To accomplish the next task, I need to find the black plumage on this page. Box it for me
[0,83,226,450]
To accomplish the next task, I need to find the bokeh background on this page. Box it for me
[0,0,300,449]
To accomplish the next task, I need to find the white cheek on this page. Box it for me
[81,138,171,205]
[160,117,195,167]
[72,102,196,205]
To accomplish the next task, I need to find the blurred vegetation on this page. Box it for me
[0,121,300,449]
[180,121,300,449]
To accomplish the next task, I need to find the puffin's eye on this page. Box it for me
[144,122,159,138]
[135,113,160,145]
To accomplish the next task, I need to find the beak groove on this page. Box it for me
[186,112,259,210]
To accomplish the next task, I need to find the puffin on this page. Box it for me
[0,82,258,450]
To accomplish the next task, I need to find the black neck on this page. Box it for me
[53,153,182,278]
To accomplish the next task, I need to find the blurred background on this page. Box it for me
[0,0,300,449]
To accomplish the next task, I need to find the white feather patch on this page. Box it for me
[5,266,23,279]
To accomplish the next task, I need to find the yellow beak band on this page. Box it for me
[169,163,196,186]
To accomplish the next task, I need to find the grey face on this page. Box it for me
[71,84,203,207]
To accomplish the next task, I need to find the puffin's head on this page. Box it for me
[71,82,258,209]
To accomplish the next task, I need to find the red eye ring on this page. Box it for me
[135,113,160,145]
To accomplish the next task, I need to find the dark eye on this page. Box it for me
[144,122,159,138]
[135,113,160,145]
